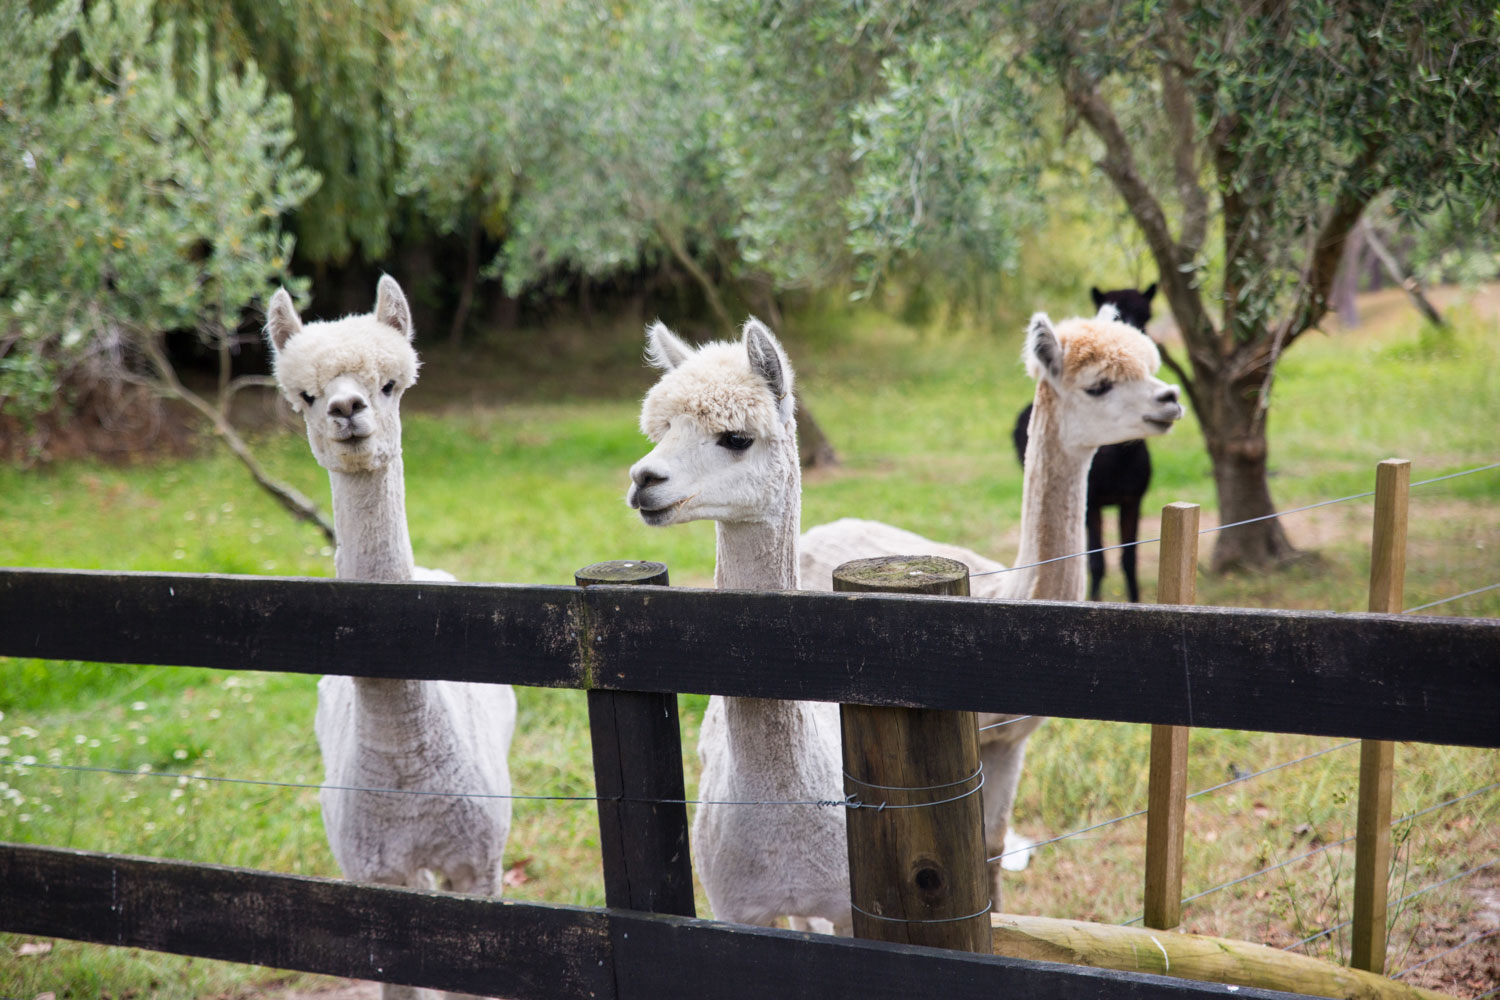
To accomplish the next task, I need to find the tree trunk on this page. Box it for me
[795,399,839,469]
[449,218,481,347]
[1199,369,1295,572]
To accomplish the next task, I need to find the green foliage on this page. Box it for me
[178,0,416,264]
[0,0,317,421]
[397,0,737,298]
[1,303,1497,995]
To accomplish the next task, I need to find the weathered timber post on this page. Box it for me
[1352,459,1409,972]
[1144,502,1200,930]
[576,560,694,916]
[834,555,992,953]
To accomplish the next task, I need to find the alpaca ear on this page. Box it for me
[645,321,694,372]
[375,275,415,342]
[1024,312,1063,382]
[1143,282,1158,302]
[265,288,302,353]
[1090,287,1105,310]
[743,317,795,423]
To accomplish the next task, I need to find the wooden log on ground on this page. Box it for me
[989,913,1456,1000]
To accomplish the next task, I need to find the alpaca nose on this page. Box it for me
[328,394,367,419]
[632,466,668,489]
[1156,386,1180,405]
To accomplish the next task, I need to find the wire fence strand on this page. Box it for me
[1284,858,1499,952]
[2,758,984,812]
[993,740,1361,866]
[1393,928,1500,980]
[1404,582,1500,615]
[968,459,1500,580]
[1143,783,1500,916]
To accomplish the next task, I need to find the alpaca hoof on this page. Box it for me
[1001,829,1036,872]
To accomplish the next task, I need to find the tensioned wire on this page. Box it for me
[966,460,1500,581]
[984,739,1359,865]
[1115,782,1500,925]
[1392,928,1500,980]
[0,758,981,812]
[1283,858,1498,952]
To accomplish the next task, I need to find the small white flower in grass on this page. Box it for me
[0,735,9,746]
[184,510,196,521]
[136,763,152,774]
[22,150,35,170]
[207,709,221,721]
[221,502,235,514]
[170,788,184,801]
[319,546,333,557]
[17,755,36,766]
[88,739,100,748]
[131,701,148,712]
[135,735,147,745]
[143,821,156,832]
[17,726,38,738]
[17,814,30,822]
[173,549,187,560]
[173,748,188,760]
[74,734,87,744]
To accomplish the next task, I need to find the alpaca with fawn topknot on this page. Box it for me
[627,318,853,935]
[1011,283,1159,601]
[266,277,516,1000]
[800,307,1183,905]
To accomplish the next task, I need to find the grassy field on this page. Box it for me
[2,286,1497,998]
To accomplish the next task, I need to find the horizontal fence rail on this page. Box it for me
[0,842,1302,1000]
[3,567,1498,747]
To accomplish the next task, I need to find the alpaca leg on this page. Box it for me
[1086,502,1106,601]
[980,722,1042,909]
[1119,498,1142,603]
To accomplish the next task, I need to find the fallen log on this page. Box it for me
[990,914,1453,1000]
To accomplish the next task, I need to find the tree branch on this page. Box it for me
[654,220,733,330]
[142,337,335,544]
[1064,70,1217,372]
[1160,6,1209,256]
[1284,142,1384,343]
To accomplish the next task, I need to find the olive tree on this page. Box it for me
[1017,0,1500,569]
[0,0,327,533]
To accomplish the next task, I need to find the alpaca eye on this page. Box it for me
[382,380,396,396]
[717,432,754,452]
[1085,380,1114,397]
[299,391,316,405]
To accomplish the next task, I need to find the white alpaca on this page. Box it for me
[266,277,517,1000]
[627,318,853,935]
[800,308,1184,903]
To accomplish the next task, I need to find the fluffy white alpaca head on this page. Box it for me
[264,276,420,475]
[628,318,798,527]
[1023,308,1183,450]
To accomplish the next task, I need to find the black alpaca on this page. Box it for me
[1011,283,1158,601]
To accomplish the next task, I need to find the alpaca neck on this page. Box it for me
[328,458,415,583]
[713,437,801,593]
[1007,382,1094,601]
[713,433,806,738]
[328,458,426,718]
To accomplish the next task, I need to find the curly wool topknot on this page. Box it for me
[639,340,792,443]
[271,315,420,409]
[1028,314,1161,384]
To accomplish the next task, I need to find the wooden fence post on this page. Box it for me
[834,555,992,954]
[1144,502,1200,930]
[1352,459,1410,973]
[576,560,695,916]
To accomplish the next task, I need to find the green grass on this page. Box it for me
[2,290,1497,997]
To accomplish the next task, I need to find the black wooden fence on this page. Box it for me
[2,566,1498,999]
